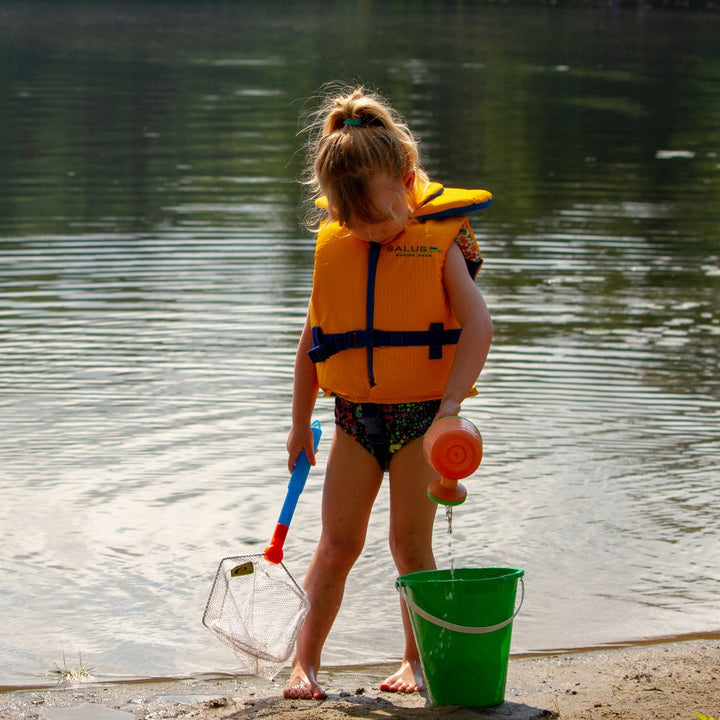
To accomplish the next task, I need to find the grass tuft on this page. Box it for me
[47,652,95,684]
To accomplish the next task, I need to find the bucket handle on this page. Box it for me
[398,578,524,635]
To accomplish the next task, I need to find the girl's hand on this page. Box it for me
[286,423,317,473]
[435,398,462,420]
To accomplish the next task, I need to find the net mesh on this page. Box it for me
[203,555,310,680]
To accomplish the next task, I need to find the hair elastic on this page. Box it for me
[343,117,362,126]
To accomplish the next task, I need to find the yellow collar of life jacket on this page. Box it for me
[411,181,493,219]
[315,181,493,222]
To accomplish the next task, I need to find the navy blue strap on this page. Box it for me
[308,323,462,364]
[366,243,381,388]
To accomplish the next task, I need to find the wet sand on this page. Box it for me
[1,639,717,720]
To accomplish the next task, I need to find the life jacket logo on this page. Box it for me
[384,244,443,257]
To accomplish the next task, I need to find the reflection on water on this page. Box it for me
[1,1,719,686]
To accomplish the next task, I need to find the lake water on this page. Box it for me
[1,1,719,688]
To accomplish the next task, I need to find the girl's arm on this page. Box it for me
[438,241,494,418]
[287,313,321,471]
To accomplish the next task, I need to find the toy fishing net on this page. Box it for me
[203,554,310,680]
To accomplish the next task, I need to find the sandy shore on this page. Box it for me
[1,639,718,720]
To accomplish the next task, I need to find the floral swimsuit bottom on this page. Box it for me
[334,397,440,471]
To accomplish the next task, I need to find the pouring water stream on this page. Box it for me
[446,506,455,580]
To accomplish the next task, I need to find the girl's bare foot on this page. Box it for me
[283,665,327,700]
[379,658,425,693]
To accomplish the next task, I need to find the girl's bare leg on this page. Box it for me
[380,436,438,693]
[284,428,383,699]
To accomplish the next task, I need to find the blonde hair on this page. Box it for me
[302,85,429,227]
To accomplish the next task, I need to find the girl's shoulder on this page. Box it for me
[453,220,483,279]
[411,182,490,279]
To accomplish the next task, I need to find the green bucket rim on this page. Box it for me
[397,566,524,587]
[396,567,525,635]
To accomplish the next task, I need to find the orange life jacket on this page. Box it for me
[308,183,492,404]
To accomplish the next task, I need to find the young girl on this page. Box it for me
[285,85,494,700]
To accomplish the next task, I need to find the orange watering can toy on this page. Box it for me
[423,416,483,506]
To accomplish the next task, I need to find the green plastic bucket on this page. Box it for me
[396,567,524,707]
